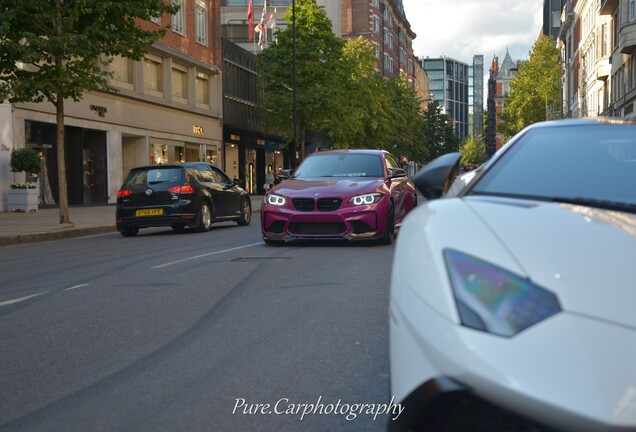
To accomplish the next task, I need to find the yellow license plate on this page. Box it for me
[136,208,163,216]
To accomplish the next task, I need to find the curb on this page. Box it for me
[0,226,118,247]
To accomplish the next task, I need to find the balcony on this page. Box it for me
[599,0,618,15]
[595,57,611,80]
[619,22,636,54]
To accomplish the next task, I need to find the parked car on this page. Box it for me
[260,149,417,245]
[389,118,636,431]
[116,162,251,237]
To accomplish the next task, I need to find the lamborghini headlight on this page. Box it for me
[444,249,561,337]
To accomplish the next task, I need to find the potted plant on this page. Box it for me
[9,147,42,212]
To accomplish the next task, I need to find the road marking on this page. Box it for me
[150,242,262,269]
[0,291,48,307]
[64,284,89,291]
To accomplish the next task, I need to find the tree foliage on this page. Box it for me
[459,135,487,166]
[422,103,460,161]
[10,148,41,174]
[257,0,427,163]
[257,0,344,162]
[499,34,561,140]
[0,0,178,223]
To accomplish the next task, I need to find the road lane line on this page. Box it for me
[150,242,262,269]
[0,291,49,307]
[64,284,89,291]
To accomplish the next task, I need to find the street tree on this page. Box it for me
[258,0,344,162]
[319,36,380,149]
[422,102,460,161]
[499,34,561,140]
[377,75,429,163]
[0,0,178,223]
[325,41,427,162]
[459,135,488,166]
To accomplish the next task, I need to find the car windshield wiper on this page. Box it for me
[551,196,636,214]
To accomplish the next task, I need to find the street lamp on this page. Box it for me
[291,0,297,168]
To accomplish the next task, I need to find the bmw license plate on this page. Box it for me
[136,208,163,216]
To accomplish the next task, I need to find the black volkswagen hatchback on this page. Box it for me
[116,162,251,237]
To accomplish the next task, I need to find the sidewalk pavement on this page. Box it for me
[0,195,264,247]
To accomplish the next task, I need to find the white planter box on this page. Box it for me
[8,189,38,212]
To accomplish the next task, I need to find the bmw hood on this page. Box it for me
[272,178,383,197]
[464,196,636,329]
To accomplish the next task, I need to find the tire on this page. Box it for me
[263,238,284,246]
[120,227,139,237]
[236,198,251,226]
[378,202,395,245]
[195,202,212,232]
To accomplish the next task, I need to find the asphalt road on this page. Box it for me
[0,222,397,431]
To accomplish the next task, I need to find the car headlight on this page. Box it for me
[348,193,382,206]
[444,249,561,337]
[266,194,286,206]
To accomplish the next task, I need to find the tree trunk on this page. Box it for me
[53,1,71,224]
[55,94,71,224]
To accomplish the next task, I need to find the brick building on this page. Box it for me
[2,0,224,210]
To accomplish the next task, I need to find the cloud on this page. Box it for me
[403,0,543,64]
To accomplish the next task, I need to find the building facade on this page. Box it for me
[221,0,342,52]
[470,54,485,139]
[1,0,224,211]
[222,39,286,195]
[341,0,416,83]
[556,0,635,120]
[545,0,568,42]
[421,56,470,141]
[485,51,518,155]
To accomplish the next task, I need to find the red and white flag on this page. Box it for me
[256,0,267,49]
[247,0,254,41]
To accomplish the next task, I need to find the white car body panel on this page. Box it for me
[390,195,636,431]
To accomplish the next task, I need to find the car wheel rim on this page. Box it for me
[202,204,211,229]
[243,201,251,223]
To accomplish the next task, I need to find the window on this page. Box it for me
[110,56,133,86]
[151,14,162,25]
[196,72,209,105]
[383,28,392,48]
[172,64,188,101]
[196,1,208,45]
[630,0,635,21]
[144,55,163,93]
[172,0,185,35]
[372,15,379,33]
[601,23,609,57]
[372,42,380,59]
[211,166,231,184]
[384,53,393,74]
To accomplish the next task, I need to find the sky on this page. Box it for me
[402,0,544,67]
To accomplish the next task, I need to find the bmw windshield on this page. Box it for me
[293,153,384,178]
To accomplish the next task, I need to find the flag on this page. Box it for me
[268,8,277,30]
[247,0,254,41]
[256,0,267,50]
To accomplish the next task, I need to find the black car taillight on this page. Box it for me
[167,185,195,194]
[117,189,132,198]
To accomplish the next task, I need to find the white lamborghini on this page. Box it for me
[389,118,636,432]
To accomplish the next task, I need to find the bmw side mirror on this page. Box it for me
[413,152,462,200]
